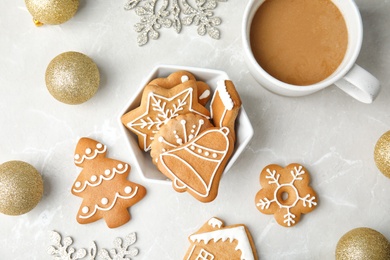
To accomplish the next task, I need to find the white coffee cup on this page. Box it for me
[242,0,380,104]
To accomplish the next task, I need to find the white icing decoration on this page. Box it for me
[158,118,208,154]
[189,225,255,260]
[79,187,139,219]
[205,151,210,156]
[216,80,234,110]
[212,153,217,158]
[74,144,107,164]
[124,186,132,194]
[198,149,202,154]
[96,143,103,149]
[101,198,108,205]
[82,206,89,214]
[256,166,317,227]
[75,182,81,188]
[104,169,111,175]
[199,89,211,100]
[91,175,97,182]
[181,75,189,82]
[159,127,230,198]
[126,87,210,152]
[208,218,223,228]
[193,248,214,260]
[86,148,92,154]
[118,163,123,169]
[209,80,235,128]
[73,164,129,193]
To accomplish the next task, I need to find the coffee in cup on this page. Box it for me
[242,0,381,103]
[250,0,348,86]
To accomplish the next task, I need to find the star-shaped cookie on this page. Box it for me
[121,80,210,151]
[147,70,211,106]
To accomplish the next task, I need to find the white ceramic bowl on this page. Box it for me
[119,64,254,184]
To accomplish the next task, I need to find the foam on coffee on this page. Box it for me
[250,0,348,86]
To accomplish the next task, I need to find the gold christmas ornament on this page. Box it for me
[336,227,390,260]
[45,51,100,105]
[374,130,390,178]
[0,161,44,215]
[25,0,79,25]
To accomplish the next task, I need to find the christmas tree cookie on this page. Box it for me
[71,137,146,228]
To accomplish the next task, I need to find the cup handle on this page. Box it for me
[334,64,380,104]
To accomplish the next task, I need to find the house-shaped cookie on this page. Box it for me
[184,217,258,260]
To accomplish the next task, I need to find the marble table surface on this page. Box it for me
[0,0,389,259]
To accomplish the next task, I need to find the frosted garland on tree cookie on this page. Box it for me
[74,143,106,165]
[73,163,129,193]
[79,187,140,220]
[71,137,146,228]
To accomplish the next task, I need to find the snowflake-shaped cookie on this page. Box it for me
[255,163,318,227]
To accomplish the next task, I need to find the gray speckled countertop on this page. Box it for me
[0,0,389,259]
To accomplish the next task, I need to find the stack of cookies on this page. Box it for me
[121,71,242,203]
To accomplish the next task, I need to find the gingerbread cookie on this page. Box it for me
[210,80,242,142]
[121,80,210,152]
[150,113,214,165]
[156,126,234,202]
[152,79,242,202]
[147,70,211,106]
[255,163,318,227]
[71,137,146,228]
[184,217,258,260]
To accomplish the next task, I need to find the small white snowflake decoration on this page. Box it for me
[255,163,318,227]
[124,0,228,46]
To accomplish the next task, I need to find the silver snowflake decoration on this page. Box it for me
[47,231,139,260]
[47,231,88,260]
[124,0,228,46]
[98,233,139,260]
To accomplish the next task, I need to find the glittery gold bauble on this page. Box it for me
[45,51,100,105]
[0,161,44,216]
[336,227,390,260]
[374,131,390,178]
[25,0,79,25]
